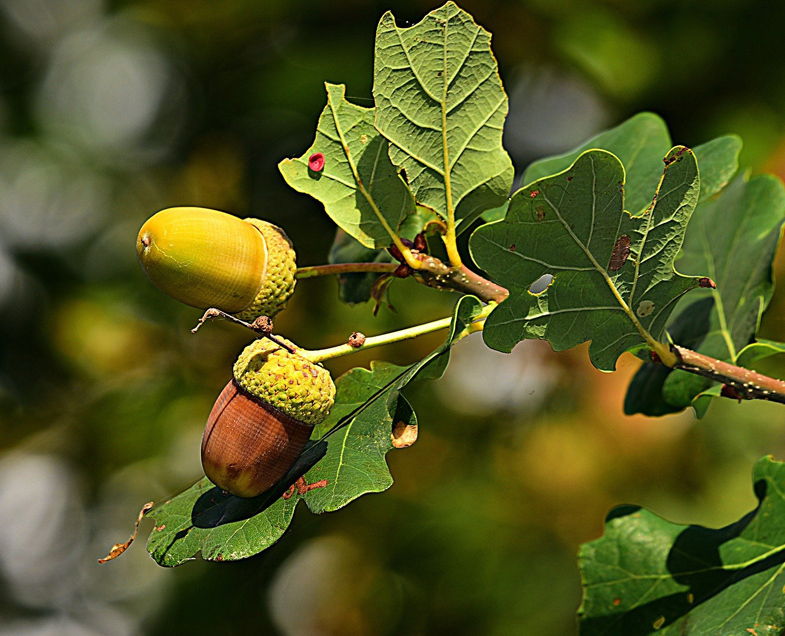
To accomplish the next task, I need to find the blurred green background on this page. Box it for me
[2,0,785,634]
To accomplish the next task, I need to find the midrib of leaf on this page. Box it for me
[325,418,355,500]
[440,17,459,264]
[628,155,681,306]
[696,212,737,360]
[540,167,664,357]
[326,93,405,253]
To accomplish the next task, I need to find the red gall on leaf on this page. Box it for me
[308,152,325,172]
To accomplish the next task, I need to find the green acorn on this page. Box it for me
[136,207,297,319]
[201,337,335,498]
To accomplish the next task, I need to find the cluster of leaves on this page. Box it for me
[147,3,785,634]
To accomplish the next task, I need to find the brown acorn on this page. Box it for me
[201,337,335,498]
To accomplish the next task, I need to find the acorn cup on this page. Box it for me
[136,207,297,320]
[201,337,335,498]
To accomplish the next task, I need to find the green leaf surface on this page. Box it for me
[523,113,671,215]
[470,147,700,371]
[146,296,482,566]
[737,339,785,369]
[373,1,514,235]
[626,173,785,416]
[579,456,785,636]
[522,113,740,212]
[279,83,415,249]
[693,135,742,203]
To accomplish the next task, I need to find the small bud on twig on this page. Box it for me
[393,264,414,278]
[348,332,366,348]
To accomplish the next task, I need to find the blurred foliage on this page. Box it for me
[2,1,785,635]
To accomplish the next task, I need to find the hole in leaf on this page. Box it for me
[529,274,553,295]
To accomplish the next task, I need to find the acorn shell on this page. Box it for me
[201,379,314,498]
[136,207,297,318]
[137,207,267,313]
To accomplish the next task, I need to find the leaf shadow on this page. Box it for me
[189,440,328,529]
[581,480,785,635]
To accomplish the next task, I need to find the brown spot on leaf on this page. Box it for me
[609,235,631,271]
[98,502,154,564]
[392,421,418,448]
[509,244,516,251]
[613,598,621,606]
[535,206,545,221]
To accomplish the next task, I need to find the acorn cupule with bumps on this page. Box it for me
[202,337,336,498]
[136,206,297,320]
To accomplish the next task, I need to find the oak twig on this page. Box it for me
[671,345,785,405]
[191,309,295,354]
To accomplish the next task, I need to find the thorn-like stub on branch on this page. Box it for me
[699,277,717,289]
[721,384,744,402]
[348,332,366,348]
[191,307,223,333]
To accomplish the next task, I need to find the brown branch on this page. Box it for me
[671,345,785,405]
[296,256,508,304]
[414,256,509,304]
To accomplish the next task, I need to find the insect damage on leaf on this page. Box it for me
[608,235,631,271]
